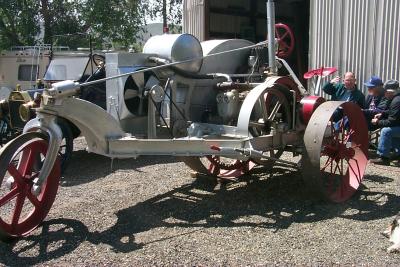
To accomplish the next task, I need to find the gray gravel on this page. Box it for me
[1,137,400,266]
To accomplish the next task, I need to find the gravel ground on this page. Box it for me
[1,137,400,266]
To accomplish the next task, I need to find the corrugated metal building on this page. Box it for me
[309,0,400,95]
[183,0,400,94]
[183,0,206,41]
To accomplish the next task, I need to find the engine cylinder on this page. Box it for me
[143,34,203,73]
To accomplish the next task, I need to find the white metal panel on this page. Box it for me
[183,0,206,41]
[309,0,400,96]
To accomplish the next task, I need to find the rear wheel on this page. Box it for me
[302,101,369,202]
[0,132,60,240]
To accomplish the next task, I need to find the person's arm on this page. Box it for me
[357,92,366,109]
[322,76,341,96]
[378,97,400,127]
[322,82,337,96]
[376,97,389,113]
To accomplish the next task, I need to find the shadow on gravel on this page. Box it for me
[61,150,179,187]
[2,165,399,261]
[85,165,400,253]
[0,218,89,266]
[363,174,394,184]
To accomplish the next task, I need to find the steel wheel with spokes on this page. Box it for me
[249,86,292,165]
[0,132,61,240]
[302,101,369,202]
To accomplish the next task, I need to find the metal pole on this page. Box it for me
[267,0,277,75]
[163,0,168,33]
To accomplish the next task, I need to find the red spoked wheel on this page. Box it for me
[0,132,60,240]
[302,101,369,202]
[275,23,295,58]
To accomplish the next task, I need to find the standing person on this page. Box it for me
[323,72,366,108]
[362,76,389,130]
[370,80,400,165]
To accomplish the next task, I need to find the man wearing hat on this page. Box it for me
[363,76,389,130]
[370,80,400,165]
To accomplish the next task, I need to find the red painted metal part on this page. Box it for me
[275,23,295,58]
[205,156,256,179]
[0,137,60,238]
[300,95,326,124]
[303,67,337,79]
[302,101,369,202]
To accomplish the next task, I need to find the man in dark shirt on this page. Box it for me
[323,72,366,108]
[323,72,366,127]
[370,80,400,165]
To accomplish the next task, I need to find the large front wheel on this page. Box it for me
[0,132,61,240]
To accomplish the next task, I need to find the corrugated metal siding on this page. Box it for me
[182,0,206,41]
[309,0,400,96]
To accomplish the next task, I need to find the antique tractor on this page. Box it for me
[0,0,368,240]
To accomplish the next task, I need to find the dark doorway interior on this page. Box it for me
[204,0,310,83]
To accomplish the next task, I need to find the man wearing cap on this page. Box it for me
[363,76,389,130]
[323,72,366,108]
[370,80,400,165]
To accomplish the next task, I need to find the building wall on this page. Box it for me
[309,0,400,95]
[183,0,206,41]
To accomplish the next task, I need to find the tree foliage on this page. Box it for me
[0,0,40,48]
[144,0,183,26]
[0,0,179,50]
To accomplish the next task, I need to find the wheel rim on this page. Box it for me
[0,137,60,237]
[275,23,295,58]
[303,101,369,202]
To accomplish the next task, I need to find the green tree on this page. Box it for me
[0,0,147,50]
[78,0,145,49]
[0,0,40,49]
[145,0,183,27]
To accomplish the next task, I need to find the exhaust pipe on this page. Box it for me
[267,0,277,75]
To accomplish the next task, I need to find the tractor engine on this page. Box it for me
[105,34,273,137]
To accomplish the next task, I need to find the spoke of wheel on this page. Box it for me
[346,158,362,183]
[267,102,282,121]
[26,191,41,209]
[20,147,35,177]
[275,30,281,39]
[340,159,344,176]
[344,129,355,143]
[209,162,220,176]
[7,164,25,185]
[0,187,19,208]
[340,120,345,143]
[321,157,334,172]
[11,194,26,227]
[280,31,289,40]
[281,42,290,50]
[333,161,340,175]
[260,94,268,123]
